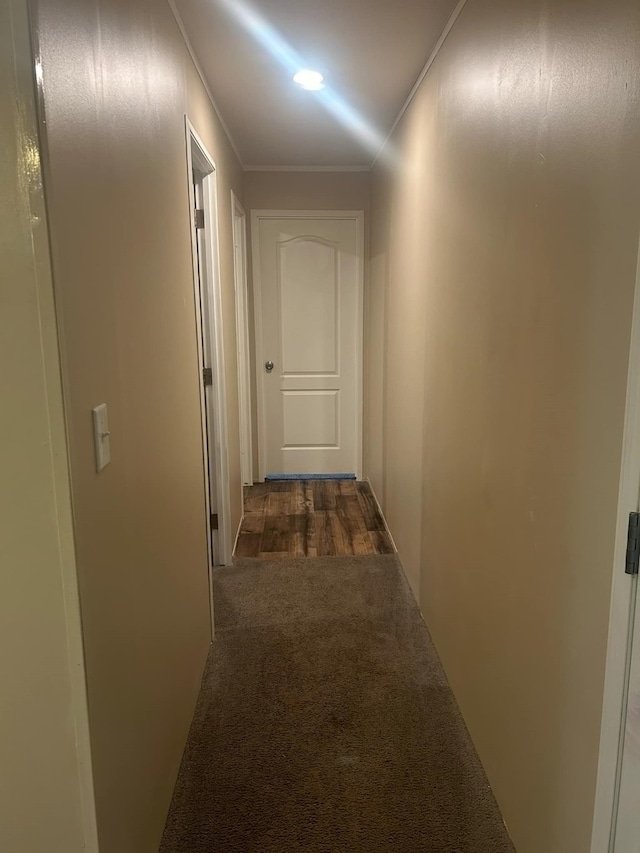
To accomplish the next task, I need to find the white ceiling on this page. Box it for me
[171,0,460,168]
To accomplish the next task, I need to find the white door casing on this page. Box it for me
[231,191,253,488]
[252,211,364,481]
[591,238,640,852]
[614,575,640,851]
[185,120,233,637]
[192,173,219,554]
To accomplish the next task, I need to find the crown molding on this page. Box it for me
[167,0,244,167]
[371,0,469,168]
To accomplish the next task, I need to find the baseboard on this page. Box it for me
[363,477,398,554]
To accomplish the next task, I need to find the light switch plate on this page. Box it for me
[92,403,111,472]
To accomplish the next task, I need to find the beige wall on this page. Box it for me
[368,1,640,851]
[244,169,370,212]
[244,170,371,479]
[33,0,244,850]
[0,1,96,850]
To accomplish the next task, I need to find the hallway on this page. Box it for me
[160,549,514,852]
[7,0,640,851]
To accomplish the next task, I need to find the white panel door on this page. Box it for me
[254,214,362,478]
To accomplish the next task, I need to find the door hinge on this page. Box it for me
[210,513,219,531]
[626,512,640,575]
[194,208,205,230]
[202,367,213,387]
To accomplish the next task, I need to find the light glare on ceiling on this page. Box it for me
[293,69,325,91]
[216,0,393,162]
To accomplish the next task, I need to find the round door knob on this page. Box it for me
[265,360,274,372]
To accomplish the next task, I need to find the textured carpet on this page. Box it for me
[159,555,515,852]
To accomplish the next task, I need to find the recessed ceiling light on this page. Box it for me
[293,69,325,91]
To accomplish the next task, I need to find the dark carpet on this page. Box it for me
[159,555,515,852]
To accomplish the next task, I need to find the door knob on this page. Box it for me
[265,360,274,372]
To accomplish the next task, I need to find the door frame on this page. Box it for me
[185,119,233,628]
[231,191,253,488]
[591,237,640,851]
[250,209,365,483]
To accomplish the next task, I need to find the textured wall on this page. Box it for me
[0,1,95,850]
[34,0,244,850]
[368,1,640,850]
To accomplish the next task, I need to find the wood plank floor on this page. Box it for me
[235,479,395,559]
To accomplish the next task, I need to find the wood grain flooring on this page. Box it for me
[235,480,395,559]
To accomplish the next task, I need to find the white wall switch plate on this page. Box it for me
[92,403,111,472]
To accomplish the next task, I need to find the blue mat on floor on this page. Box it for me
[264,473,356,481]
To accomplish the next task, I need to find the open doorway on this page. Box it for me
[185,120,233,619]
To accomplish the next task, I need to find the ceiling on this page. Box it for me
[171,0,460,168]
